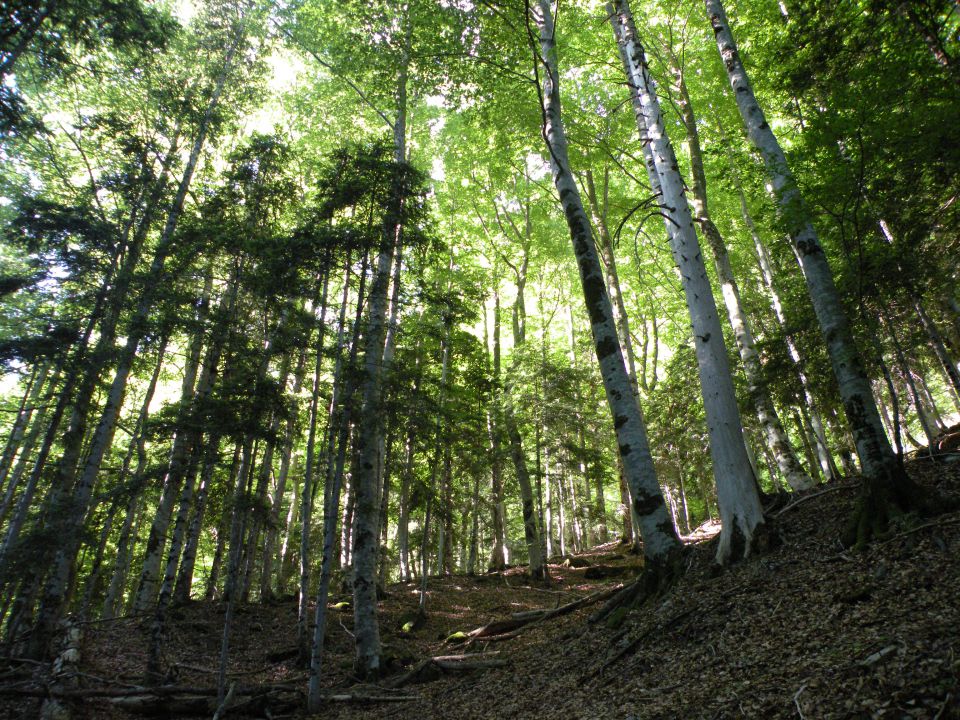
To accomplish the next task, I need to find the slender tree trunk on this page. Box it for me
[261,342,308,602]
[135,266,235,613]
[467,467,480,575]
[95,339,168,619]
[205,447,240,602]
[610,0,765,562]
[172,434,220,605]
[305,246,377,705]
[217,437,255,701]
[544,448,554,557]
[705,0,907,528]
[667,49,811,491]
[0,361,49,493]
[395,354,421,583]
[30,31,244,656]
[533,0,681,569]
[916,369,948,431]
[501,267,545,578]
[880,305,937,449]
[914,299,960,404]
[586,169,641,397]
[725,147,840,482]
[486,294,508,571]
[0,374,58,529]
[297,261,338,660]
[376,427,394,587]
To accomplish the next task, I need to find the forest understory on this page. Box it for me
[1,0,959,715]
[2,453,957,720]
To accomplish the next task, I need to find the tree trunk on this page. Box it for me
[705,0,906,532]
[261,341,309,602]
[533,0,681,569]
[0,361,50,493]
[216,437,256,700]
[349,177,404,673]
[172,434,220,605]
[915,298,960,405]
[667,48,811,492]
[486,294,507,571]
[298,260,340,660]
[610,0,765,563]
[30,30,244,656]
[726,148,840,482]
[135,265,237,613]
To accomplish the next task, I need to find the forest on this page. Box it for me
[0,0,958,717]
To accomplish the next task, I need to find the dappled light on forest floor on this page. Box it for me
[2,457,947,719]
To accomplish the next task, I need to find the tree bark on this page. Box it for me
[667,47,811,491]
[532,0,681,568]
[610,0,765,562]
[705,0,904,516]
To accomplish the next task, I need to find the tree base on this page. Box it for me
[842,465,953,550]
[589,547,687,624]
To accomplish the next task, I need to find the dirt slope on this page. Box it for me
[6,456,960,719]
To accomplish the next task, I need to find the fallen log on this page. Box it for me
[0,682,300,699]
[430,652,500,662]
[385,654,509,688]
[467,584,623,643]
[583,564,631,580]
[326,694,418,703]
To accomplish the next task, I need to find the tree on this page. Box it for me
[704,0,917,543]
[530,0,681,572]
[608,0,766,562]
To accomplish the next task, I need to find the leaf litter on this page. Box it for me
[2,456,958,719]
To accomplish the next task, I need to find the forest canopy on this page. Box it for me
[0,0,957,709]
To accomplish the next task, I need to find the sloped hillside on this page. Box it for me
[3,456,958,719]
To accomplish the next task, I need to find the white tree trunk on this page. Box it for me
[725,150,841,480]
[609,0,765,563]
[533,0,680,566]
[705,0,901,490]
[668,51,812,491]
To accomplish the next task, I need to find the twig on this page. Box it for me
[774,483,857,518]
[74,612,150,626]
[932,692,953,720]
[793,682,808,719]
[0,656,45,666]
[339,618,355,639]
[879,517,960,545]
[212,681,236,720]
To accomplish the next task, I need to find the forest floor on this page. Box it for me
[4,454,960,719]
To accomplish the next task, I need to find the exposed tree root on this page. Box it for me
[592,605,698,676]
[589,549,687,624]
[842,467,954,550]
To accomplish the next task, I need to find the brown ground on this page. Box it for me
[3,455,959,719]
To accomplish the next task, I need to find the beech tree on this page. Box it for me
[703,0,921,542]
[0,0,955,703]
